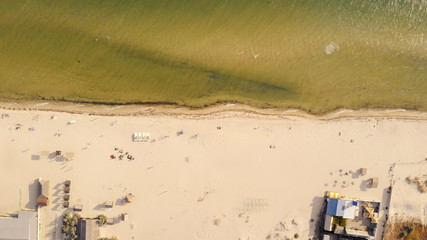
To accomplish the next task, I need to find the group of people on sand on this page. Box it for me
[110,147,134,160]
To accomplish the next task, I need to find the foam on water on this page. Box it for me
[35,102,49,106]
[106,106,124,111]
[385,109,407,113]
[333,110,355,115]
[325,42,339,55]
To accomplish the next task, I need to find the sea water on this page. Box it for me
[0,0,425,112]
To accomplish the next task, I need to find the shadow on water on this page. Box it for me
[309,195,327,239]
[25,180,39,209]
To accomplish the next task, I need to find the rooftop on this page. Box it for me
[78,219,99,240]
[0,210,38,240]
[324,198,380,240]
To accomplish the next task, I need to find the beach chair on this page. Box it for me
[369,177,378,188]
[105,201,114,208]
[73,204,83,211]
[125,193,133,203]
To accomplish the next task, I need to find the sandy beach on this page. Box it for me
[0,103,426,240]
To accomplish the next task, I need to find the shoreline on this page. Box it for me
[1,100,427,121]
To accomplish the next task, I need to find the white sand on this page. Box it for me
[0,108,426,240]
[389,162,427,223]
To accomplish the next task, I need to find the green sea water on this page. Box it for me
[0,0,426,113]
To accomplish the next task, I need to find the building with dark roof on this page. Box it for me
[78,219,99,240]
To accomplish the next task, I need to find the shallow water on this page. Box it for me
[0,0,426,112]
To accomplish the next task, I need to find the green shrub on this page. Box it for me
[98,214,107,225]
[331,217,339,231]
[340,218,347,227]
[62,213,81,240]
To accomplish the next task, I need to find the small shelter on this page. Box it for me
[369,177,378,188]
[359,168,367,175]
[125,193,133,203]
[74,204,83,211]
[37,178,50,207]
[105,201,114,208]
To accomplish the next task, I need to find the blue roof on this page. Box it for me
[326,198,338,215]
[326,198,346,216]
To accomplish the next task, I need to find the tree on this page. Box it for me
[62,225,69,234]
[98,214,107,225]
[62,213,81,240]
[63,213,72,226]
